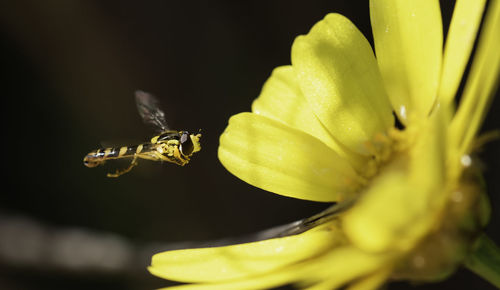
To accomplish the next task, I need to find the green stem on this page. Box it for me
[464,234,500,288]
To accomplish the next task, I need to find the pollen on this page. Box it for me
[357,125,414,181]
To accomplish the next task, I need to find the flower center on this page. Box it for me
[358,126,413,181]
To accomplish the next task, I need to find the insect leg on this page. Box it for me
[107,155,139,178]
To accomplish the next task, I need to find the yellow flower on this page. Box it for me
[149,0,500,289]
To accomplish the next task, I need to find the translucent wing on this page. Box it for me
[157,199,355,251]
[135,90,169,132]
[232,198,355,244]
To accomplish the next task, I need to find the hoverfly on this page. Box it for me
[83,91,201,177]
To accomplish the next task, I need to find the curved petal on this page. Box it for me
[345,268,392,290]
[153,244,392,290]
[344,111,447,252]
[291,13,394,155]
[438,0,486,104]
[149,223,342,284]
[294,246,393,289]
[218,113,362,202]
[450,0,500,157]
[252,65,368,170]
[370,0,443,123]
[343,171,430,253]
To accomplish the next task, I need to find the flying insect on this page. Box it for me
[83,91,201,177]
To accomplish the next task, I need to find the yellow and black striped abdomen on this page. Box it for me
[83,143,152,168]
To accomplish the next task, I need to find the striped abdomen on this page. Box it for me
[83,143,153,167]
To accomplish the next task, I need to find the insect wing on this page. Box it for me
[253,199,355,240]
[135,90,169,132]
[163,200,356,250]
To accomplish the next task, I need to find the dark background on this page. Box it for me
[0,1,498,289]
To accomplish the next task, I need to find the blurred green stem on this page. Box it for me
[465,234,500,288]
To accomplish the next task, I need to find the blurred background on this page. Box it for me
[0,1,498,289]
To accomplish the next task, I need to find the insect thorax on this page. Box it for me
[151,130,182,144]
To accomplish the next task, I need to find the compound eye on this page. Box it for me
[180,132,194,156]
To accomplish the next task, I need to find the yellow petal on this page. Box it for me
[300,246,392,290]
[149,223,342,284]
[154,273,294,290]
[291,13,394,155]
[370,0,443,122]
[157,245,391,290]
[438,0,487,105]
[218,112,362,202]
[343,171,420,252]
[153,259,304,290]
[450,0,500,157]
[346,268,392,290]
[344,111,447,252]
[410,110,446,196]
[252,65,368,170]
